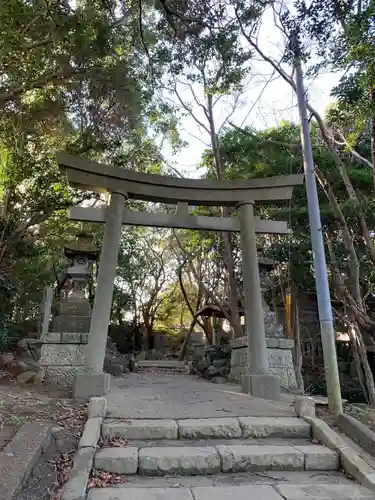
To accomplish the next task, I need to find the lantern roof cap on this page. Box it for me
[64,232,99,259]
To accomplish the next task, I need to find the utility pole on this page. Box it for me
[294,48,343,416]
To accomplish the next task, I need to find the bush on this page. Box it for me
[0,315,13,353]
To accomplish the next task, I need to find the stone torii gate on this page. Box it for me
[57,152,303,400]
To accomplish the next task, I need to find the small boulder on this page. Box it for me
[212,358,229,368]
[211,376,228,384]
[197,360,209,373]
[16,338,42,359]
[8,360,28,377]
[17,338,42,349]
[103,357,123,377]
[128,354,136,372]
[207,365,221,377]
[0,353,14,368]
[17,371,37,384]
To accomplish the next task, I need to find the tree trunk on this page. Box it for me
[206,93,242,338]
[315,168,362,309]
[356,325,375,406]
[179,318,196,361]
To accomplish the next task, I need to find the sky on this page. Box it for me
[162,6,342,179]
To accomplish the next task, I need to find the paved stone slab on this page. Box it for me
[62,447,95,500]
[102,419,178,440]
[0,421,52,500]
[87,487,193,500]
[178,418,241,439]
[79,417,101,448]
[193,485,283,500]
[107,374,296,419]
[295,396,315,418]
[74,372,110,399]
[274,483,375,499]
[94,447,138,474]
[238,417,311,438]
[138,446,221,476]
[216,445,304,473]
[295,445,339,470]
[88,397,107,418]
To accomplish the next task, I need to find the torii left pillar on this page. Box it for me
[73,191,126,398]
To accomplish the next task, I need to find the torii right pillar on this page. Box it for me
[238,201,280,401]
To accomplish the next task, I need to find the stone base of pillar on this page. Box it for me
[39,332,88,387]
[241,373,280,401]
[73,372,110,399]
[39,288,92,390]
[229,336,297,390]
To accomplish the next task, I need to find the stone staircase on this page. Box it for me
[136,360,190,375]
[87,415,374,499]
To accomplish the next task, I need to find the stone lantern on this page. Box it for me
[39,233,99,388]
[64,232,99,291]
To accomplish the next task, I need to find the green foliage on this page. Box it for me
[201,121,375,296]
[0,315,12,353]
[0,0,183,327]
[283,0,375,145]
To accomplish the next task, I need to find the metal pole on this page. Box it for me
[294,55,343,415]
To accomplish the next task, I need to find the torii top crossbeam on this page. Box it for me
[57,152,302,206]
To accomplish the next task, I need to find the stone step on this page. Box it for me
[136,361,189,374]
[137,360,187,368]
[87,483,375,500]
[100,469,356,488]
[102,417,311,441]
[93,443,339,476]
[128,437,314,448]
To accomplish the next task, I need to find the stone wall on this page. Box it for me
[229,336,297,390]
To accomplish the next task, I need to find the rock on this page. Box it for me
[136,351,146,361]
[16,338,42,359]
[211,377,228,384]
[8,360,28,377]
[104,341,131,376]
[35,367,46,383]
[129,354,136,372]
[24,360,40,372]
[103,358,123,377]
[17,371,37,384]
[212,358,229,368]
[0,353,14,368]
[197,360,209,373]
[207,365,221,377]
[218,366,230,378]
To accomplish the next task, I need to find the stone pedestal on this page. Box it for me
[229,336,297,390]
[39,289,91,387]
